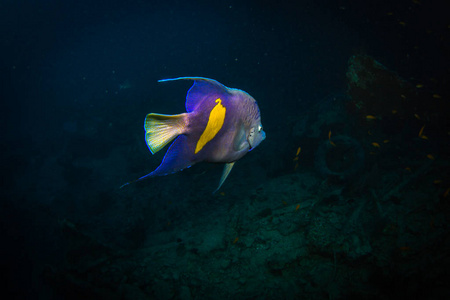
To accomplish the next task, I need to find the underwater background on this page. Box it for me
[2,0,450,299]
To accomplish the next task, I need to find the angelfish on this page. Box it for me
[122,77,266,192]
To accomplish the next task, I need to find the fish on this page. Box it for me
[372,142,380,148]
[296,147,301,156]
[418,125,425,137]
[295,204,300,211]
[444,188,450,198]
[328,130,336,147]
[121,77,266,192]
[366,115,377,120]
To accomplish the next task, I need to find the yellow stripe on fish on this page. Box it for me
[195,98,226,154]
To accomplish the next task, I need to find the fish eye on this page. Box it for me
[258,125,263,132]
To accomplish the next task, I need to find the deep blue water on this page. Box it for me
[2,0,449,299]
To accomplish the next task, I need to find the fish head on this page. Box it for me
[247,121,265,151]
[239,92,265,151]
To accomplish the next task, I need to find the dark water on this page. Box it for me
[2,0,449,299]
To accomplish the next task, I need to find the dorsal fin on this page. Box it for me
[158,77,230,112]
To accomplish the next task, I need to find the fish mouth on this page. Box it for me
[247,138,253,151]
[248,138,254,151]
[247,131,266,151]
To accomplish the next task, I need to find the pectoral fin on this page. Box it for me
[214,162,235,193]
[234,124,250,151]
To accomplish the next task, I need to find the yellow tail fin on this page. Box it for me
[144,113,187,154]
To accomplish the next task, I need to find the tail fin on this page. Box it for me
[144,113,188,154]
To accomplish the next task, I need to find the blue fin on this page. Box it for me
[158,77,230,112]
[134,135,194,183]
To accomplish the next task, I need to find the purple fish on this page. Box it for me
[122,77,265,192]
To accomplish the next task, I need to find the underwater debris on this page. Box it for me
[315,135,365,180]
[346,54,419,123]
[378,159,434,203]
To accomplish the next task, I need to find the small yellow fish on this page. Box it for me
[427,154,435,160]
[420,135,428,140]
[296,147,301,156]
[366,115,376,120]
[414,114,420,120]
[233,237,239,244]
[418,125,425,137]
[295,204,300,211]
[386,12,393,16]
[383,140,389,143]
[401,94,406,99]
[293,156,299,161]
[432,94,441,99]
[399,21,406,26]
[444,188,450,198]
[328,130,336,146]
[372,142,380,148]
[416,84,424,88]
